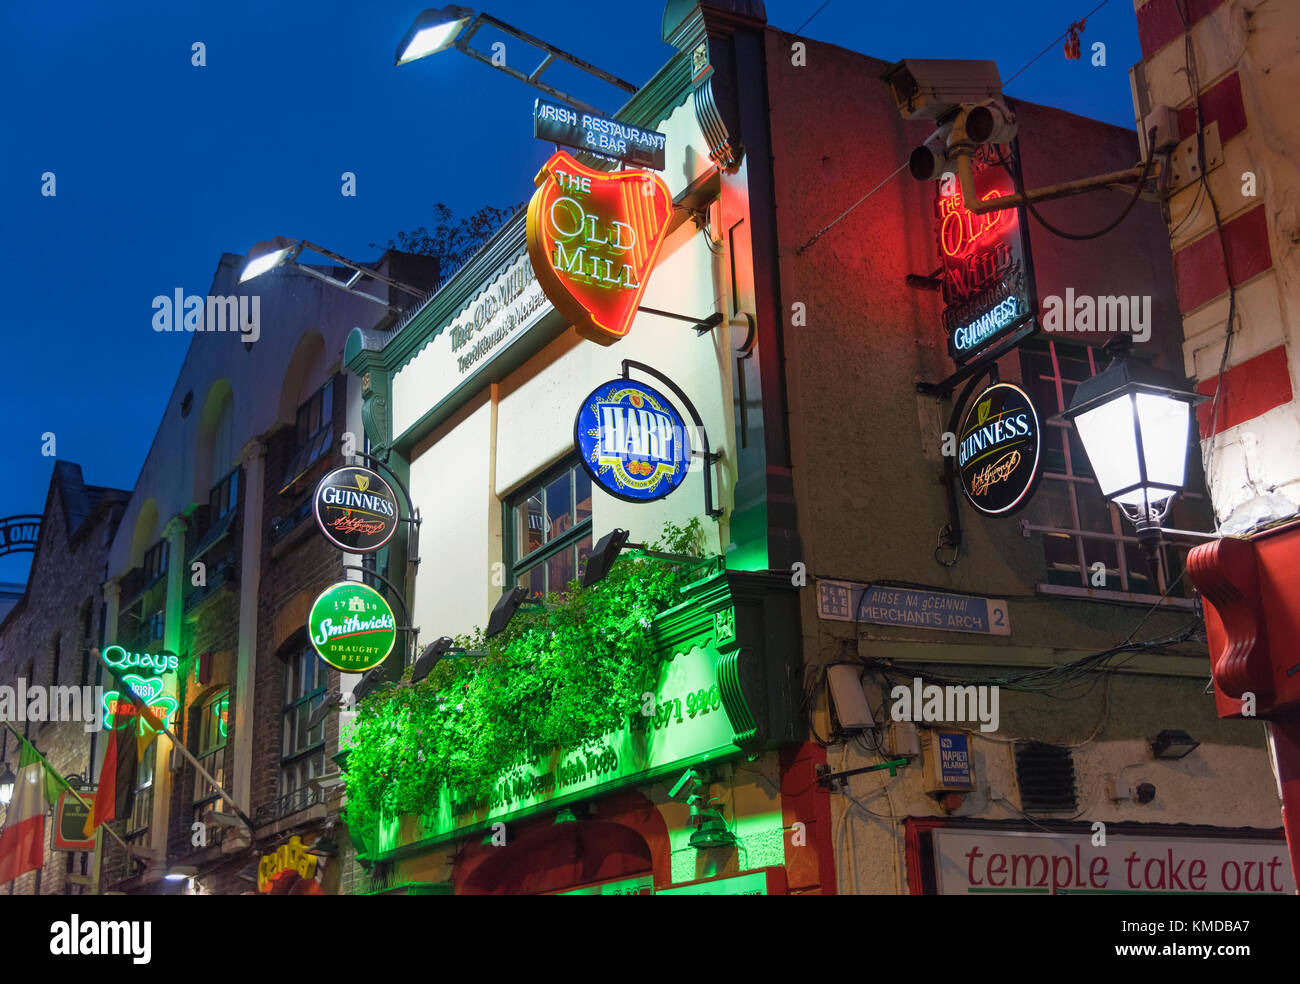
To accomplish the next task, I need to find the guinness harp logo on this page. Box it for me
[312,466,399,552]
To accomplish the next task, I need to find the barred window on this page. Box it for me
[1019,338,1204,601]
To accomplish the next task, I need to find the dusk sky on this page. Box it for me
[0,0,1141,584]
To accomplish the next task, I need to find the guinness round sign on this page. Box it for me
[574,379,692,503]
[313,466,399,552]
[957,382,1042,517]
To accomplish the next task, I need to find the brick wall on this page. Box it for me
[0,464,126,895]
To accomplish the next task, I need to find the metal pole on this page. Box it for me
[94,652,255,832]
[0,720,134,855]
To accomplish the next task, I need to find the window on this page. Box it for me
[209,468,240,523]
[193,690,230,824]
[296,378,334,449]
[280,645,327,817]
[142,539,168,584]
[277,377,336,501]
[126,745,155,846]
[1019,339,1204,599]
[506,458,594,599]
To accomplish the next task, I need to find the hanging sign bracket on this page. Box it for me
[620,360,725,519]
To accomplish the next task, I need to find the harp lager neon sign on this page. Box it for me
[527,150,672,345]
[575,379,692,502]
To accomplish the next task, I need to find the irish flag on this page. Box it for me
[0,737,49,884]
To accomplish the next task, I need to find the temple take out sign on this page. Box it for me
[930,828,1295,895]
[526,150,672,344]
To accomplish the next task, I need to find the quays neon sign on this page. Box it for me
[102,645,178,675]
[526,150,672,345]
[575,380,692,502]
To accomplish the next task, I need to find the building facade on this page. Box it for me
[1128,0,1300,884]
[0,462,128,895]
[93,249,434,893]
[333,0,1290,895]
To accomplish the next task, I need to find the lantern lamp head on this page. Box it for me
[1062,336,1207,542]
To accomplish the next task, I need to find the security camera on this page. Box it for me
[908,123,955,181]
[965,99,1018,145]
[882,59,1004,120]
[668,769,701,800]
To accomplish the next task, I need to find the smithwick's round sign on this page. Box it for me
[957,382,1042,517]
[313,466,399,552]
[574,379,692,503]
[308,581,397,672]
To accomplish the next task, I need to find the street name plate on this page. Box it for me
[816,579,1010,636]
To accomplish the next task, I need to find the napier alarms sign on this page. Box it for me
[937,146,1036,364]
[957,382,1041,517]
[308,581,397,672]
[313,465,399,552]
[575,379,692,503]
[526,150,672,345]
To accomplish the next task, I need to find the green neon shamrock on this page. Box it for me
[101,674,178,735]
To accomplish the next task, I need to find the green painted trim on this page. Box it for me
[391,307,569,459]
[342,49,694,417]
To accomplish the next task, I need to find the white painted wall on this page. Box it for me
[403,98,741,641]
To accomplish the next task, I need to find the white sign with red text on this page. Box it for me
[932,828,1294,895]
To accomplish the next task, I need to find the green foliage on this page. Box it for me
[342,519,706,841]
[371,202,524,282]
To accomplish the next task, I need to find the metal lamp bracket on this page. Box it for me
[620,359,725,518]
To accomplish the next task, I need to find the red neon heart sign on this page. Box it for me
[526,150,673,345]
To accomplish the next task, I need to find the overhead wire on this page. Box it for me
[792,0,1126,254]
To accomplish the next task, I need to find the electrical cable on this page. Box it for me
[1175,0,1237,525]
[1002,0,1115,87]
[794,0,834,35]
[999,127,1158,241]
[793,0,1123,255]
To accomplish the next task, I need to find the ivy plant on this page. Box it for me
[342,518,706,842]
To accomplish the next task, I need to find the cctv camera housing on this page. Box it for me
[966,99,1019,145]
[909,144,951,182]
[883,59,1004,120]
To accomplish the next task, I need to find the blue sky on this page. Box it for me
[0,0,1141,583]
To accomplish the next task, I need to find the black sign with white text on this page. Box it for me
[533,98,667,171]
[957,382,1042,517]
[312,466,399,552]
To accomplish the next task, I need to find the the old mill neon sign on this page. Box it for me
[526,150,672,345]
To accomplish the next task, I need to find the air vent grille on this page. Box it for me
[1015,741,1077,813]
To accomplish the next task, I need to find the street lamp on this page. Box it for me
[238,237,295,283]
[238,237,429,312]
[394,6,637,117]
[395,6,474,65]
[0,763,15,807]
[1061,336,1208,551]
